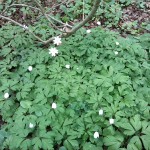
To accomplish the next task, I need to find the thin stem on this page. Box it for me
[2,3,72,29]
[33,0,66,33]
[64,0,100,37]
[0,0,100,44]
[0,14,50,44]
[83,0,85,20]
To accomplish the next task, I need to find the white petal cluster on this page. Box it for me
[65,64,70,69]
[29,123,34,128]
[52,102,57,109]
[53,36,62,45]
[49,48,58,57]
[23,25,28,30]
[116,42,119,45]
[97,21,101,25]
[28,66,33,71]
[114,51,119,55]
[109,118,114,124]
[99,109,103,115]
[4,93,9,99]
[94,131,99,138]
[86,29,91,33]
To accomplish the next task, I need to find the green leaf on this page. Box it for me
[119,122,135,136]
[20,101,32,109]
[130,115,142,131]
[32,137,42,150]
[41,139,53,150]
[83,142,100,150]
[141,135,150,150]
[68,139,79,148]
[63,140,74,150]
[59,146,67,150]
[128,136,142,150]
[63,118,73,126]
[20,139,32,150]
[103,135,124,149]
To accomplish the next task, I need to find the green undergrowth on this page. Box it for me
[0,25,150,150]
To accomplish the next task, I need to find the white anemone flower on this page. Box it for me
[99,109,103,115]
[49,48,58,57]
[65,64,70,69]
[94,132,99,139]
[86,29,91,33]
[116,42,119,45]
[23,25,28,30]
[28,66,33,71]
[52,102,57,109]
[53,36,62,45]
[29,123,34,128]
[114,51,119,55]
[109,118,115,124]
[4,93,9,99]
[97,21,101,25]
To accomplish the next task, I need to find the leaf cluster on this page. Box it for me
[0,26,150,149]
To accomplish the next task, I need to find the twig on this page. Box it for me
[2,3,72,29]
[64,0,100,37]
[83,0,85,20]
[33,0,66,32]
[0,14,51,44]
[0,0,100,44]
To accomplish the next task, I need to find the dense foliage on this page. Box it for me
[0,24,150,149]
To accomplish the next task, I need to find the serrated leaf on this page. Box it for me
[130,115,142,131]
[103,135,124,149]
[119,122,135,135]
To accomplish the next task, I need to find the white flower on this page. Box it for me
[49,48,58,57]
[99,109,103,115]
[114,51,119,55]
[52,102,57,109]
[76,67,79,70]
[116,42,119,45]
[86,29,91,33]
[53,36,62,45]
[28,66,33,71]
[29,123,34,128]
[4,93,9,99]
[65,64,70,69]
[109,118,114,124]
[97,21,101,25]
[23,25,28,30]
[94,132,99,138]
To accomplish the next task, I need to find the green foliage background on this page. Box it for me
[0,23,150,149]
[0,0,150,149]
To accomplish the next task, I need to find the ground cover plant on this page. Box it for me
[0,0,150,150]
[0,24,150,149]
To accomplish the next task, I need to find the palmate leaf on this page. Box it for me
[32,137,42,150]
[20,139,32,150]
[83,142,101,150]
[141,135,150,150]
[118,115,142,136]
[127,136,142,150]
[130,115,142,131]
[41,139,53,150]
[141,122,150,150]
[120,122,135,135]
[103,134,124,150]
[63,139,74,150]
